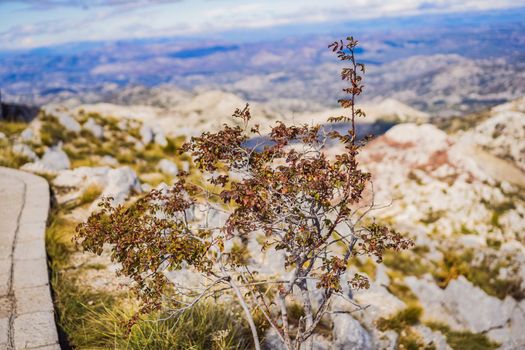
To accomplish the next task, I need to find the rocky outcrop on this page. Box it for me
[405,275,525,345]
[332,314,373,350]
[53,166,141,207]
[21,144,70,174]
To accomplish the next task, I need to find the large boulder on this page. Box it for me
[352,283,406,325]
[41,145,70,171]
[332,313,373,350]
[102,167,142,205]
[443,276,516,333]
[55,111,81,133]
[406,274,525,344]
[404,275,464,329]
[53,166,141,207]
[21,144,70,173]
[54,166,110,188]
[157,159,178,177]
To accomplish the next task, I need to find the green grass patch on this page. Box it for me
[387,280,419,304]
[432,249,524,300]
[40,117,75,146]
[426,322,499,350]
[78,184,103,206]
[0,140,30,168]
[349,257,377,279]
[376,305,422,332]
[420,210,444,225]
[383,252,429,278]
[0,120,28,137]
[398,328,436,350]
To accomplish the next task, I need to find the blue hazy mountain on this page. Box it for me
[1,7,524,116]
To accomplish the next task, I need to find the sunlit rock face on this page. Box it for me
[21,144,71,174]
[53,166,141,208]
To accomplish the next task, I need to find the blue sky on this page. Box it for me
[1,0,525,50]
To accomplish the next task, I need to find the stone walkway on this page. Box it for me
[0,167,59,349]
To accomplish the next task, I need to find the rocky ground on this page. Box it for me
[0,94,524,349]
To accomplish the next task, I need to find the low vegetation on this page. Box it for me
[426,322,499,350]
[0,139,30,168]
[0,120,27,137]
[376,305,422,332]
[433,249,524,300]
[46,208,256,349]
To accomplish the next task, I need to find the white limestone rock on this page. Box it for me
[383,123,450,166]
[83,118,104,138]
[55,112,81,133]
[12,144,38,161]
[141,183,152,192]
[181,161,190,173]
[466,111,525,172]
[406,275,521,339]
[373,330,398,350]
[102,167,142,205]
[375,264,391,286]
[404,275,463,329]
[443,276,516,333]
[332,313,373,350]
[352,283,406,325]
[41,145,70,171]
[157,159,178,177]
[140,125,154,145]
[20,127,35,142]
[100,155,118,167]
[53,166,141,207]
[22,145,70,173]
[154,129,168,147]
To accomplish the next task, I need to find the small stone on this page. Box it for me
[181,161,190,173]
[154,130,168,147]
[140,125,154,144]
[83,118,104,138]
[55,111,81,133]
[20,128,34,141]
[158,159,178,177]
[100,155,118,166]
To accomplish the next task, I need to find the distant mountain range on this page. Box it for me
[1,7,525,117]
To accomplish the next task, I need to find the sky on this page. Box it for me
[1,0,525,50]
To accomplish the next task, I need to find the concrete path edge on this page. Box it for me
[0,166,60,350]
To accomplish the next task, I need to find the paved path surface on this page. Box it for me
[0,167,59,350]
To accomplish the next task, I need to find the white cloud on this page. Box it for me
[1,0,525,49]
